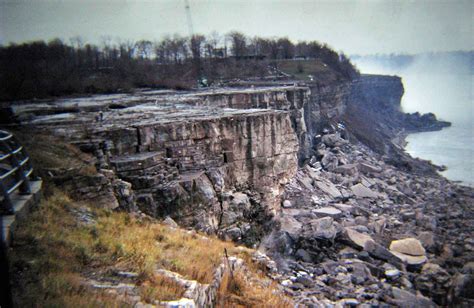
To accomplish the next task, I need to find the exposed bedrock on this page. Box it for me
[106,111,299,237]
[2,72,468,306]
[2,75,451,243]
[4,87,308,242]
[342,74,450,158]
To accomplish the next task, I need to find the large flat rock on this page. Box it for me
[391,251,428,266]
[110,151,165,172]
[350,183,379,199]
[315,180,342,199]
[344,227,374,249]
[389,238,426,256]
[313,207,342,219]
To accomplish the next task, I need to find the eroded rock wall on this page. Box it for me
[6,87,308,241]
[105,111,299,235]
[190,87,310,164]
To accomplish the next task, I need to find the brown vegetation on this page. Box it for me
[8,135,291,306]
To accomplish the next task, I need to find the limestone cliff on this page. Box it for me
[4,71,470,307]
[4,87,308,241]
[1,75,449,240]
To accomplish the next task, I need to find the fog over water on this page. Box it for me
[352,54,474,185]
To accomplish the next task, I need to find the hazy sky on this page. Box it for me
[0,0,472,54]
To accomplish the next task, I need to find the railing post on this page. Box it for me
[0,181,14,214]
[0,139,31,195]
[0,131,34,214]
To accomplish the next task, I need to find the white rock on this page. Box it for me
[164,298,196,308]
[282,200,292,208]
[385,269,401,279]
[313,206,342,219]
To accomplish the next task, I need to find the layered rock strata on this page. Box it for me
[3,87,307,238]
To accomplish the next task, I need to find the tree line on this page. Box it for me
[0,32,359,101]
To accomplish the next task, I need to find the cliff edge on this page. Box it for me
[2,72,471,307]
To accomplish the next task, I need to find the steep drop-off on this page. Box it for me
[1,75,448,239]
[3,73,472,306]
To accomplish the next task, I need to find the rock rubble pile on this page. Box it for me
[262,132,473,306]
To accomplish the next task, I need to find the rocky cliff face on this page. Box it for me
[3,72,471,306]
[343,74,450,159]
[2,75,448,238]
[5,87,308,241]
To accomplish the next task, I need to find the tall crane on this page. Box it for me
[184,0,194,37]
[184,0,207,87]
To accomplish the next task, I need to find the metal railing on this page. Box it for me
[0,130,34,214]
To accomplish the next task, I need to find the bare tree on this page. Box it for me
[205,31,221,58]
[118,39,135,60]
[226,31,247,57]
[277,37,295,59]
[190,34,205,60]
[135,40,153,60]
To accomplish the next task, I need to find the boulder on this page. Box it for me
[295,249,313,263]
[415,263,452,305]
[223,227,242,241]
[282,199,292,208]
[391,251,427,267]
[321,152,338,171]
[391,287,436,307]
[313,207,342,219]
[295,275,314,288]
[230,192,250,208]
[163,216,178,228]
[370,217,387,234]
[321,133,347,147]
[350,183,379,199]
[451,273,474,301]
[461,261,474,274]
[417,231,435,252]
[364,240,403,267]
[385,268,401,279]
[308,217,337,240]
[354,216,368,226]
[334,164,358,175]
[163,298,196,308]
[314,180,342,199]
[298,175,314,190]
[349,261,373,284]
[389,238,426,256]
[358,162,382,174]
[338,298,359,307]
[279,215,302,239]
[194,174,216,203]
[333,203,355,214]
[261,230,294,256]
[343,227,374,250]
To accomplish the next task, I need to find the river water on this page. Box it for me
[352,55,473,186]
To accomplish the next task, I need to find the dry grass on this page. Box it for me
[8,132,292,306]
[86,204,255,283]
[217,269,292,308]
[9,189,291,306]
[139,274,185,302]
